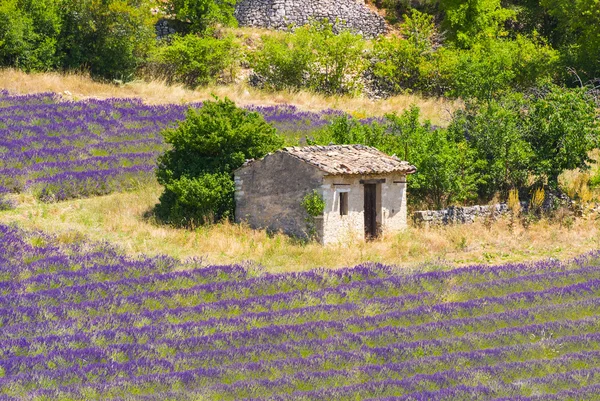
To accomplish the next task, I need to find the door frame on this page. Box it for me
[363,183,379,240]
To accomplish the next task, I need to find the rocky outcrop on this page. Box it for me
[234,0,387,38]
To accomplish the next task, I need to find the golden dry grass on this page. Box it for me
[0,68,457,126]
[2,183,600,273]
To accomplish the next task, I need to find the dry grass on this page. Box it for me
[2,183,600,273]
[0,68,457,126]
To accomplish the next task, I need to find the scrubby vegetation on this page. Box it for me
[2,0,598,96]
[155,98,283,226]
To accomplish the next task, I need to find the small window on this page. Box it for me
[339,192,348,216]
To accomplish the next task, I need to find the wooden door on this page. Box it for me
[364,184,377,240]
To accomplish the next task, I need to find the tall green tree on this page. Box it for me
[155,98,284,226]
[440,0,516,48]
[58,0,156,81]
[0,0,61,71]
[540,0,600,82]
[525,85,599,186]
[161,0,238,35]
[449,95,533,197]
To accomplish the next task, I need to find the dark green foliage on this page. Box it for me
[155,173,235,226]
[155,98,284,226]
[150,34,240,87]
[540,0,600,82]
[58,0,156,81]
[524,85,599,186]
[310,107,479,208]
[252,21,366,95]
[449,95,533,197]
[0,0,61,71]
[449,85,599,196]
[161,0,237,35]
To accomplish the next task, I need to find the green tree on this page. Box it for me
[440,0,516,48]
[311,106,479,208]
[525,85,599,186]
[155,98,284,226]
[540,0,600,82]
[161,0,237,35]
[449,96,533,197]
[0,0,61,71]
[58,0,156,81]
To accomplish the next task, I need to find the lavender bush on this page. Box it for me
[0,91,346,202]
[0,224,599,399]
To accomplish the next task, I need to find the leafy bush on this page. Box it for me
[372,10,441,94]
[252,21,367,95]
[310,107,478,208]
[447,36,559,100]
[440,0,516,48]
[449,85,599,197]
[156,173,235,226]
[58,0,156,81]
[150,34,240,87]
[0,0,61,71]
[160,0,237,35]
[155,98,284,226]
[525,85,599,186]
[449,95,533,198]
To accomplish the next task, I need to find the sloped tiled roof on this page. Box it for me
[281,145,416,175]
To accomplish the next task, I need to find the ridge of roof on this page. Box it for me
[280,144,416,175]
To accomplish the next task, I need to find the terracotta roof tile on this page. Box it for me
[281,145,416,175]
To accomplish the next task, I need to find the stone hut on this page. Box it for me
[234,145,416,244]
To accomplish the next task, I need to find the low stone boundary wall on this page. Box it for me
[412,204,514,226]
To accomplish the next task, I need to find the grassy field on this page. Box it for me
[2,182,600,273]
[0,68,457,126]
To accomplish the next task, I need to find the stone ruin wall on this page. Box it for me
[412,204,515,226]
[234,0,388,38]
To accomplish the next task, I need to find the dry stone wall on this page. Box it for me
[235,0,387,38]
[412,204,513,226]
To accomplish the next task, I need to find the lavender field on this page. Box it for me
[0,224,599,400]
[0,91,340,202]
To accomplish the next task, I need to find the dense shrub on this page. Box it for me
[155,98,284,226]
[372,10,443,94]
[58,0,156,81]
[440,0,516,48]
[252,21,367,95]
[310,107,478,208]
[0,0,61,71]
[449,95,533,198]
[372,10,558,100]
[150,34,240,87]
[160,0,237,35]
[447,36,559,100]
[449,85,599,197]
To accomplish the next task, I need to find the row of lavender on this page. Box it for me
[0,91,341,202]
[0,224,599,399]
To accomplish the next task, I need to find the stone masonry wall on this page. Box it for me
[235,0,388,38]
[412,203,523,226]
[321,174,408,244]
[234,152,325,240]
